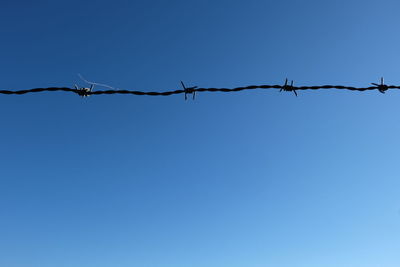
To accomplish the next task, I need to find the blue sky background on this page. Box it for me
[1,0,400,266]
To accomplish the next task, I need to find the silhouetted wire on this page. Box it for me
[1,79,400,98]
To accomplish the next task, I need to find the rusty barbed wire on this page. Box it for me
[1,78,400,100]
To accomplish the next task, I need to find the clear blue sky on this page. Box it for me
[1,0,399,266]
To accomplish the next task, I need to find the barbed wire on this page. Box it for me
[1,77,399,100]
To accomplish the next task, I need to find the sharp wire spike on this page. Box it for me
[280,78,297,96]
[180,81,197,100]
[371,77,388,94]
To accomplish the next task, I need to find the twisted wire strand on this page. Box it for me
[1,83,400,96]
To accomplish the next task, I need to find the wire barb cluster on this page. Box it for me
[74,84,93,97]
[180,81,197,100]
[1,77,399,99]
[279,78,297,97]
[371,77,389,94]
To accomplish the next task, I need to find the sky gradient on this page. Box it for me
[1,0,400,266]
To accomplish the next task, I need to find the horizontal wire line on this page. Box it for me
[1,84,400,96]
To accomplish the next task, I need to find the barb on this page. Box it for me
[279,78,297,97]
[180,81,197,100]
[74,84,93,97]
[371,77,388,94]
[2,78,400,98]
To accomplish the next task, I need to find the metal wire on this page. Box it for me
[1,78,399,99]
